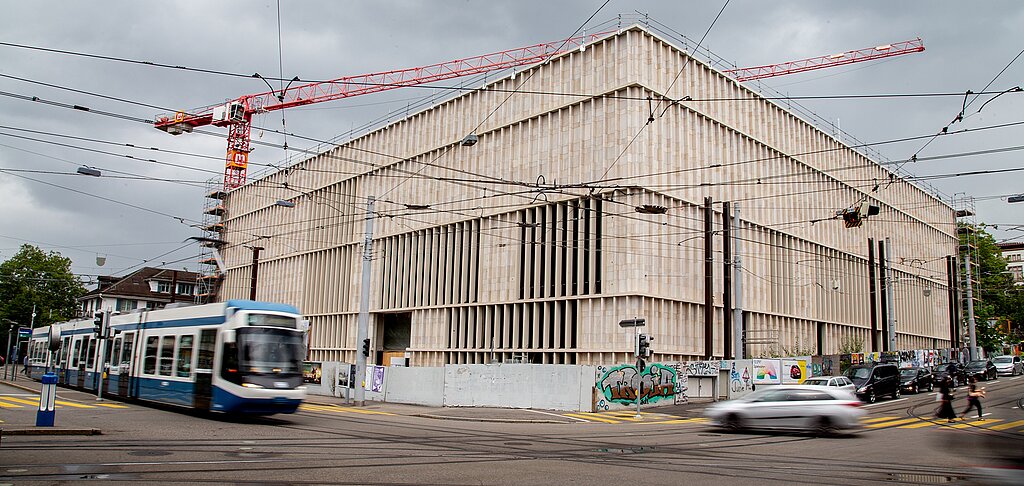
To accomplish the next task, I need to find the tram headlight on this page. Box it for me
[242,382,265,389]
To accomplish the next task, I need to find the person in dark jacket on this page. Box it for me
[960,376,985,420]
[935,376,957,423]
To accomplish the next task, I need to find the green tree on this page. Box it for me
[0,245,86,343]
[959,224,1017,353]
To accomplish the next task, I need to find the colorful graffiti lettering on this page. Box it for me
[597,363,678,405]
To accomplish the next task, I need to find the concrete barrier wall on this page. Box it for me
[384,366,444,407]
[443,364,592,411]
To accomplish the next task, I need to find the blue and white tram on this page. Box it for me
[30,300,307,415]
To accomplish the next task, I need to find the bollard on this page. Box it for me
[36,372,57,427]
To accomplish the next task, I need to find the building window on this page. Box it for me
[157,281,172,293]
[176,283,194,296]
[118,299,137,312]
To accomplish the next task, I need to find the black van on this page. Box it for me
[845,363,900,403]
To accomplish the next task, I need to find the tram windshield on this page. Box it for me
[237,327,304,376]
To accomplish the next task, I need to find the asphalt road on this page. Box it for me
[1,374,1022,485]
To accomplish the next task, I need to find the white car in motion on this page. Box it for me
[993,355,1023,376]
[705,385,865,436]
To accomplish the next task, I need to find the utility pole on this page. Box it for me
[354,197,375,407]
[722,201,732,360]
[249,246,264,301]
[732,204,744,360]
[884,237,897,351]
[703,197,714,360]
[964,255,978,360]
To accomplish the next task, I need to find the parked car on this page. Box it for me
[802,375,856,393]
[992,355,1023,376]
[845,363,901,403]
[931,363,967,387]
[964,360,998,381]
[704,385,865,436]
[899,367,934,394]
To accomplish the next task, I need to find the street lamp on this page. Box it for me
[2,319,17,380]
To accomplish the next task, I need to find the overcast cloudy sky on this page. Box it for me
[1,1,1022,283]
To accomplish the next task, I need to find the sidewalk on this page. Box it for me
[1,377,710,433]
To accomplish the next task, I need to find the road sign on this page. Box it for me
[618,318,646,328]
[18,327,31,338]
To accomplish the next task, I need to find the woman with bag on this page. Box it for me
[935,376,957,423]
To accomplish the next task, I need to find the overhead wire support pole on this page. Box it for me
[884,237,897,351]
[732,204,744,360]
[963,255,978,360]
[722,201,732,360]
[354,197,376,407]
[704,197,714,360]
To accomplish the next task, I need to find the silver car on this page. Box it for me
[802,375,856,393]
[993,355,1023,376]
[705,385,865,436]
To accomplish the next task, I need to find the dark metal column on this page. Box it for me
[723,202,732,360]
[867,238,878,352]
[877,240,889,352]
[704,197,714,360]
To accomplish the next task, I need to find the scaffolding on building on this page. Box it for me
[195,177,226,303]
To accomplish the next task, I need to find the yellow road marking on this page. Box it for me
[1,397,43,406]
[639,417,708,425]
[861,416,900,424]
[564,413,620,424]
[299,404,394,415]
[0,399,24,408]
[866,417,923,428]
[987,419,1024,431]
[949,418,1002,429]
[900,419,944,429]
[94,403,129,409]
[54,399,97,409]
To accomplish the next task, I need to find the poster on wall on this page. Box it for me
[337,363,354,388]
[780,359,807,384]
[303,361,323,384]
[752,359,781,384]
[364,365,386,392]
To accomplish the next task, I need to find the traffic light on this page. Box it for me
[841,202,880,228]
[361,338,371,357]
[636,333,653,358]
[93,312,105,336]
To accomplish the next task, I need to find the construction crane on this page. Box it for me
[724,38,924,82]
[155,32,612,191]
[156,34,924,191]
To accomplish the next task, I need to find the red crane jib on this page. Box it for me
[154,31,612,132]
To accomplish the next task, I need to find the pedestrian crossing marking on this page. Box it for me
[862,416,900,424]
[563,413,620,424]
[866,417,922,428]
[299,404,395,415]
[899,419,944,429]
[0,399,24,408]
[987,419,1024,431]
[1,397,43,406]
[639,417,708,425]
[948,418,1002,429]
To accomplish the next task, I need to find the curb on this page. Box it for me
[0,379,40,394]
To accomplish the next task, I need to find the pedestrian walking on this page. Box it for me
[935,376,957,423]
[960,376,986,420]
[22,354,30,375]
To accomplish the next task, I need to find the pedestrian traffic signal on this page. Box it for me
[93,312,104,336]
[361,338,371,357]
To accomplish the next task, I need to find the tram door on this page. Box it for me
[193,330,216,411]
[118,332,134,397]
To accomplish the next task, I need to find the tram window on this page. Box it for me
[220,341,240,384]
[144,336,158,374]
[60,337,70,366]
[111,339,122,367]
[159,336,175,376]
[121,333,134,367]
[82,337,94,368]
[70,339,82,367]
[176,335,194,377]
[196,330,215,371]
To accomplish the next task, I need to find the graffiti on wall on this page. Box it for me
[685,361,720,377]
[729,361,753,393]
[595,363,679,407]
